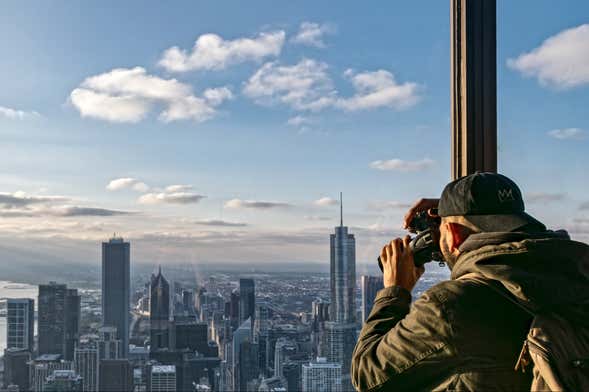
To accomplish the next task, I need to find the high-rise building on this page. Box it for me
[102,236,130,358]
[43,370,83,392]
[232,317,253,391]
[64,289,81,361]
[330,193,356,323]
[29,354,74,392]
[228,290,240,331]
[98,326,121,359]
[150,267,170,352]
[98,359,132,392]
[150,365,177,392]
[38,283,80,359]
[302,357,342,392]
[273,337,296,378]
[5,298,34,351]
[324,322,357,375]
[239,278,255,325]
[38,283,67,356]
[74,341,99,392]
[3,348,31,391]
[361,275,383,322]
[172,321,209,355]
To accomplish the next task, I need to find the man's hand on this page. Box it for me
[403,198,440,229]
[381,236,425,291]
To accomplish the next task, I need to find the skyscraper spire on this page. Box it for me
[340,192,343,227]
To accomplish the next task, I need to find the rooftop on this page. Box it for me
[152,365,176,374]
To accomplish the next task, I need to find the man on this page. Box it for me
[351,172,589,391]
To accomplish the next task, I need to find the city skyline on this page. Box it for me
[0,1,588,267]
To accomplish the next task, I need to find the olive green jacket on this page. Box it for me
[351,230,589,391]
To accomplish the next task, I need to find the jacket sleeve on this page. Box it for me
[351,284,457,391]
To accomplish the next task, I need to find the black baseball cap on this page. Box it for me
[438,172,545,232]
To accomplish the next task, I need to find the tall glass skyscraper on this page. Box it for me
[101,236,130,358]
[38,283,80,359]
[330,193,356,323]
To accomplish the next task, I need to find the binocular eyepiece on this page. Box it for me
[377,209,444,271]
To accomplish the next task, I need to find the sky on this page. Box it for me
[0,1,588,269]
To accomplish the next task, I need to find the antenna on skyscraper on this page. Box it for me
[340,192,343,227]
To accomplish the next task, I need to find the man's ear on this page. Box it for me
[447,222,469,252]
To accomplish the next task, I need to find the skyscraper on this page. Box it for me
[232,317,252,391]
[102,236,130,358]
[98,326,121,359]
[38,283,67,356]
[239,278,255,325]
[302,357,342,392]
[74,340,99,392]
[361,275,383,322]
[5,298,34,351]
[38,283,80,359]
[330,193,356,323]
[150,267,170,352]
[150,365,177,392]
[64,289,81,361]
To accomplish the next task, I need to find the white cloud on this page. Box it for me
[369,158,435,172]
[314,197,339,207]
[0,192,69,207]
[158,31,285,72]
[0,106,40,119]
[243,59,336,111]
[69,67,232,123]
[165,184,193,193]
[193,219,248,227]
[286,115,311,126]
[335,69,421,111]
[138,192,205,205]
[304,215,331,221]
[106,178,149,192]
[507,24,589,89]
[291,22,334,48]
[547,128,587,140]
[244,60,420,113]
[224,198,291,209]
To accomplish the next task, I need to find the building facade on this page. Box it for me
[74,342,99,392]
[302,357,342,392]
[360,275,383,322]
[150,365,176,392]
[102,236,130,358]
[38,283,80,359]
[5,298,34,351]
[238,278,255,325]
[150,267,170,352]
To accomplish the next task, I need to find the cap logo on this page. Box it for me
[498,188,515,203]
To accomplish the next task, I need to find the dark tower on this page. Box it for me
[150,266,170,352]
[102,236,130,358]
[239,279,255,325]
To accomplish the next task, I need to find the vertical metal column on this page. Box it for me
[451,0,497,180]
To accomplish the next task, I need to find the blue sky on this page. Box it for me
[0,1,588,267]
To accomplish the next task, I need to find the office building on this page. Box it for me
[273,338,296,378]
[361,275,383,322]
[302,357,342,392]
[150,365,176,392]
[330,194,356,323]
[172,321,209,355]
[239,278,255,325]
[5,298,34,351]
[43,370,83,392]
[74,341,99,392]
[232,317,253,391]
[99,359,132,392]
[102,236,130,358]
[29,354,74,392]
[64,289,81,361]
[38,283,80,359]
[150,267,170,352]
[3,348,31,391]
[324,322,357,375]
[98,326,121,359]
